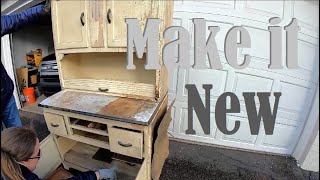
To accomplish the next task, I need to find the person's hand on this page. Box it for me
[97,167,117,180]
[43,0,51,14]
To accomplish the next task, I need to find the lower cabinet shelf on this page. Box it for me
[69,129,110,149]
[69,117,109,136]
[63,141,143,179]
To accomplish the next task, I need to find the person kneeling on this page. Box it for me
[1,127,116,180]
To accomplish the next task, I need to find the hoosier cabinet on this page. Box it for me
[40,0,173,179]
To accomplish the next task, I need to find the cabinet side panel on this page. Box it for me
[157,1,173,101]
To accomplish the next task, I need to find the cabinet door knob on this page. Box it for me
[50,123,59,127]
[118,141,132,147]
[98,88,109,92]
[80,12,85,26]
[107,9,112,24]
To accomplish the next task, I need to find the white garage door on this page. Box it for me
[168,0,319,155]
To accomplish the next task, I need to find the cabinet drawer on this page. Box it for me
[109,127,143,159]
[63,79,155,99]
[44,112,68,136]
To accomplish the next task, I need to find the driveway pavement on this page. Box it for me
[161,141,319,180]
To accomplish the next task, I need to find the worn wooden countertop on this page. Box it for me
[39,90,161,125]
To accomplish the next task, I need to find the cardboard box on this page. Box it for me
[16,68,28,90]
[16,67,39,91]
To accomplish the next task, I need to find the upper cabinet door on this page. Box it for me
[106,0,160,48]
[52,0,88,49]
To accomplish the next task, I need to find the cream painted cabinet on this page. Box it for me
[52,0,88,49]
[51,0,173,101]
[51,0,172,52]
[40,91,172,180]
[106,1,160,48]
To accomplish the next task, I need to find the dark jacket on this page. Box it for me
[20,164,97,180]
[1,63,14,112]
[1,4,46,111]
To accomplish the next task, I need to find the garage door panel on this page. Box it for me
[182,69,228,98]
[168,66,179,95]
[244,1,284,18]
[221,116,258,145]
[171,18,183,58]
[233,72,274,102]
[167,105,176,135]
[167,18,184,96]
[186,18,240,61]
[205,21,234,52]
[279,82,313,112]
[245,55,318,83]
[276,109,304,124]
[261,124,301,150]
[294,1,319,30]
[297,41,319,72]
[233,99,304,127]
[241,27,270,60]
[187,19,235,53]
[274,116,303,127]
[179,107,218,138]
[171,0,318,155]
[172,18,183,32]
[182,1,235,10]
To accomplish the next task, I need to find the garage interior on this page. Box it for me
[11,10,59,115]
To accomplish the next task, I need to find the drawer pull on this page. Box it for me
[118,141,132,147]
[98,88,109,92]
[50,123,59,128]
[80,12,85,26]
[107,9,112,24]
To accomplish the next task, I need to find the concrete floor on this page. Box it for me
[20,94,46,115]
[19,110,319,180]
[19,110,49,142]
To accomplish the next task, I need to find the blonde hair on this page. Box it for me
[1,127,37,180]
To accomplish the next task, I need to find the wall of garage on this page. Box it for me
[12,24,54,69]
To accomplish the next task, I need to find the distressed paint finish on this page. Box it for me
[98,98,158,123]
[106,0,159,48]
[40,90,117,113]
[51,0,173,101]
[63,79,156,100]
[40,90,161,125]
[90,0,104,48]
[42,94,170,179]
[51,0,88,49]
